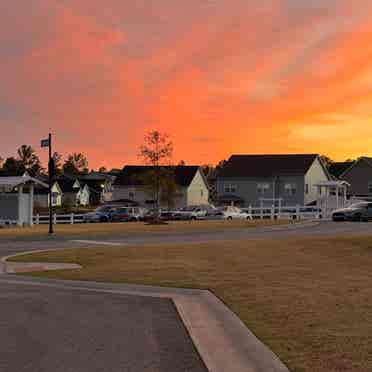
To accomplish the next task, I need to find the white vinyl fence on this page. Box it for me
[241,205,324,220]
[32,205,326,225]
[33,213,86,225]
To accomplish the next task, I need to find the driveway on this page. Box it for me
[0,278,207,372]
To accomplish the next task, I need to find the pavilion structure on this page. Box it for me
[314,180,350,216]
[0,176,48,226]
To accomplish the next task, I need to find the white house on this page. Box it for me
[34,181,63,208]
[0,176,48,226]
[113,165,209,209]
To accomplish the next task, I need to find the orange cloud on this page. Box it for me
[1,1,372,168]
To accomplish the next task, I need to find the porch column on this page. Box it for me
[17,185,24,226]
[29,184,34,226]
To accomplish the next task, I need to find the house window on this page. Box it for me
[128,190,135,200]
[305,184,309,194]
[224,184,237,193]
[285,183,297,196]
[257,183,270,194]
[368,182,372,194]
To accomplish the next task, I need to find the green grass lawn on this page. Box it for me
[0,219,288,240]
[9,235,372,372]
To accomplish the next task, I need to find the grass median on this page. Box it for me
[9,235,372,372]
[0,219,288,240]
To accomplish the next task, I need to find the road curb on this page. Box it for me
[1,250,290,372]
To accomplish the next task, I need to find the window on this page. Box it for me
[257,183,270,194]
[224,184,237,193]
[368,182,372,194]
[285,183,297,196]
[128,190,135,199]
[305,184,309,194]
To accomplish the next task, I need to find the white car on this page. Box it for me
[213,206,253,220]
[173,205,217,220]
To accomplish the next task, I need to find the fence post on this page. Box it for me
[260,205,264,220]
[70,213,74,225]
[271,205,275,220]
[36,214,40,225]
[248,205,252,217]
[296,205,300,220]
[53,213,57,225]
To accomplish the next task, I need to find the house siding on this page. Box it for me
[341,159,372,196]
[187,169,209,206]
[304,157,330,204]
[217,175,305,207]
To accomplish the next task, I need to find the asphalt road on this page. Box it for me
[1,221,372,259]
[0,279,207,372]
[1,220,372,372]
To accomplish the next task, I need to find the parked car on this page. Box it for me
[83,205,117,223]
[110,207,147,222]
[142,209,173,223]
[332,202,372,222]
[211,206,253,220]
[173,205,217,221]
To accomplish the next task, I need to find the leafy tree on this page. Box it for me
[52,152,63,176]
[63,153,89,175]
[320,155,334,168]
[98,166,107,173]
[17,145,43,176]
[2,157,25,176]
[139,130,173,211]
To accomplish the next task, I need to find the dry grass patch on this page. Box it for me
[10,236,372,371]
[0,219,287,240]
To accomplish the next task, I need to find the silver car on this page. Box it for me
[332,202,372,222]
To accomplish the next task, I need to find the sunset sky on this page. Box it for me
[1,1,372,169]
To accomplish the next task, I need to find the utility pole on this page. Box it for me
[41,133,54,234]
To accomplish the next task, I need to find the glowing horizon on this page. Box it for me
[1,1,372,169]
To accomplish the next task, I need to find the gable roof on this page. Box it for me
[0,176,48,189]
[218,154,319,178]
[328,161,355,179]
[114,165,200,187]
[340,157,372,178]
[56,176,80,193]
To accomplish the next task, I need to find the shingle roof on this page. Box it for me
[218,154,319,178]
[56,177,78,193]
[114,166,200,187]
[328,161,355,179]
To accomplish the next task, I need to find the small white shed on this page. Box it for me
[0,176,48,226]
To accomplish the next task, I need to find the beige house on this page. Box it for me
[113,165,209,209]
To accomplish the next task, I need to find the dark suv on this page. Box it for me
[332,202,372,222]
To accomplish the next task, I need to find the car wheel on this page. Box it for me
[227,216,233,221]
[100,216,108,223]
[353,213,362,222]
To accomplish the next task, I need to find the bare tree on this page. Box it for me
[139,130,173,214]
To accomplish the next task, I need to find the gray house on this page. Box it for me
[339,157,372,197]
[217,154,330,207]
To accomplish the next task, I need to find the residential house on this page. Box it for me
[34,181,63,208]
[78,172,115,204]
[217,154,330,207]
[328,161,355,180]
[113,165,209,209]
[57,176,90,206]
[339,157,372,198]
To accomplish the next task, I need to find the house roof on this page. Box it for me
[328,161,355,179]
[114,165,201,187]
[0,176,48,189]
[339,157,372,178]
[56,177,79,193]
[218,154,320,178]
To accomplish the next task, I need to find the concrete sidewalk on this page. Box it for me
[1,273,290,372]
